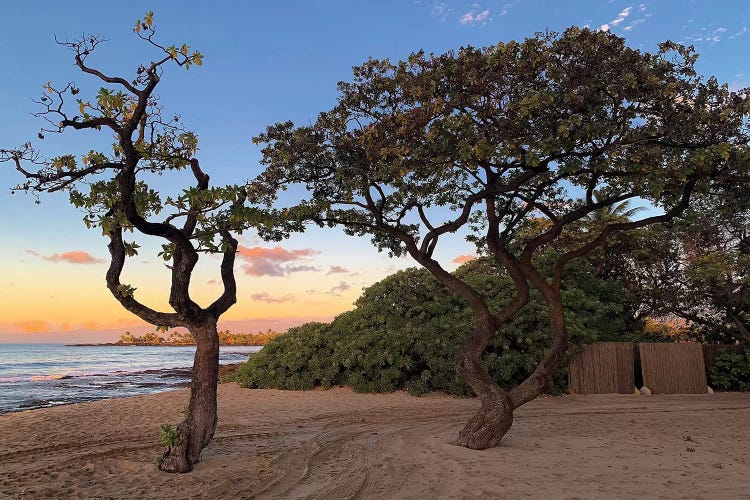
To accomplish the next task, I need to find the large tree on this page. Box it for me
[250,28,749,449]
[1,14,253,472]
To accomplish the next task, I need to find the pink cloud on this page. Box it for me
[251,292,294,303]
[329,281,351,294]
[237,245,320,276]
[28,249,105,264]
[452,254,477,264]
[327,265,350,275]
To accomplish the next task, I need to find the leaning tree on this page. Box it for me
[1,14,255,472]
[250,28,749,449]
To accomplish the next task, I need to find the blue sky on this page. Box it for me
[1,0,748,341]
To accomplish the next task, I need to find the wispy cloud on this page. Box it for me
[327,281,351,295]
[600,6,632,32]
[431,1,452,21]
[326,265,350,275]
[685,26,728,44]
[453,254,477,264]
[285,264,320,273]
[305,280,353,296]
[250,292,294,303]
[237,245,320,277]
[623,18,645,31]
[27,249,105,264]
[610,6,632,26]
[459,6,490,26]
[729,26,748,39]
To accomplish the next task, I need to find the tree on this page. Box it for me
[1,14,254,472]
[117,331,138,345]
[250,28,749,449]
[619,194,749,343]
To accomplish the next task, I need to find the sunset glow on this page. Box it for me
[1,1,747,342]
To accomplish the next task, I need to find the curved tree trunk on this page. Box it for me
[509,294,568,409]
[160,320,220,473]
[453,319,514,449]
[454,292,568,450]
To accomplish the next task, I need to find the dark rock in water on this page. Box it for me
[18,399,51,409]
[218,364,240,380]
[137,382,172,389]
[138,368,192,379]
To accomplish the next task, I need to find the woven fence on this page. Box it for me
[568,342,635,394]
[639,342,708,394]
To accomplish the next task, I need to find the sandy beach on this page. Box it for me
[1,385,748,499]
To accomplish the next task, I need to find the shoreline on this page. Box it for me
[65,343,266,347]
[0,362,243,415]
[1,386,748,498]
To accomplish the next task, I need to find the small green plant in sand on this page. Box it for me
[160,424,179,450]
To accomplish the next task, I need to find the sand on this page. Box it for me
[1,386,749,499]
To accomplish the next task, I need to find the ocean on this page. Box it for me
[0,344,261,413]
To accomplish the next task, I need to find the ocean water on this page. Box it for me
[0,344,261,413]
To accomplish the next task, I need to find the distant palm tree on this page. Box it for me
[586,198,645,224]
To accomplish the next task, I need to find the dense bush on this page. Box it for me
[708,351,750,391]
[236,256,642,395]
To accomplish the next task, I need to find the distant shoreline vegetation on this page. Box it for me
[68,330,281,347]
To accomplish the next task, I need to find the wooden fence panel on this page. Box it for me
[639,343,707,394]
[568,342,635,394]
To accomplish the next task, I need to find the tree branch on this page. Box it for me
[106,225,185,327]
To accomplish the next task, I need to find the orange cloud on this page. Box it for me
[452,254,477,264]
[237,245,320,276]
[13,320,51,333]
[28,249,105,264]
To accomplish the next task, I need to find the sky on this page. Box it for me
[1,0,748,342]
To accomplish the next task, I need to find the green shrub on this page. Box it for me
[236,322,339,390]
[708,351,750,391]
[236,255,641,396]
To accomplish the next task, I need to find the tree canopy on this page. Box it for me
[250,27,750,449]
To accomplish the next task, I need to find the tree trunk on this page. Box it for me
[159,321,220,473]
[509,291,568,409]
[453,322,514,449]
[453,291,569,450]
